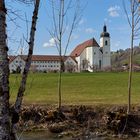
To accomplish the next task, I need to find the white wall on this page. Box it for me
[92,47,100,66]
[86,47,93,67]
[75,56,80,72]
[100,37,111,67]
[9,56,25,73]
[86,46,101,72]
[79,49,86,71]
[31,60,60,72]
[9,56,77,73]
[64,57,77,72]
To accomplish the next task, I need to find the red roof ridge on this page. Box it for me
[9,55,77,62]
[70,38,100,57]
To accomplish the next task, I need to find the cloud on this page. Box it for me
[85,28,95,33]
[115,41,121,47]
[108,5,120,17]
[43,38,57,47]
[104,18,112,23]
[71,34,79,40]
[79,18,86,25]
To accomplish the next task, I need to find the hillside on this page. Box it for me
[111,46,140,68]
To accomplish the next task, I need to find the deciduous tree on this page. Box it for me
[123,0,140,114]
[48,0,82,110]
[0,0,40,139]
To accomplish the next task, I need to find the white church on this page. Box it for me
[9,25,111,73]
[70,25,111,72]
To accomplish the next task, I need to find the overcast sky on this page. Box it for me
[7,0,139,55]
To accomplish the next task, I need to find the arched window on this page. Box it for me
[105,40,108,45]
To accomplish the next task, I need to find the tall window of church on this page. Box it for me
[105,40,108,45]
[99,60,101,69]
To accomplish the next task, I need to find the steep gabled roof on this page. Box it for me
[70,38,100,57]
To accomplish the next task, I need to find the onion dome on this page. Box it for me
[100,25,110,38]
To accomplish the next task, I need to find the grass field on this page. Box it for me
[9,72,140,105]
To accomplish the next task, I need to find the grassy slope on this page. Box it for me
[9,72,140,105]
[111,51,140,66]
[134,54,140,64]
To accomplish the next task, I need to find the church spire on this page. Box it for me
[103,24,107,32]
[100,24,110,38]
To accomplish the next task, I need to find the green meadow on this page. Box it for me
[9,72,140,105]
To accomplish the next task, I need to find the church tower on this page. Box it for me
[100,25,111,67]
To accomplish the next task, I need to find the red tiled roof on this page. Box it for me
[70,38,100,56]
[9,55,77,63]
[19,55,61,61]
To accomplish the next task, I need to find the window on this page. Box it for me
[105,40,108,45]
[99,60,101,69]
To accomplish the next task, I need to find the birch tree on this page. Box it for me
[0,0,40,139]
[123,0,140,114]
[48,0,82,110]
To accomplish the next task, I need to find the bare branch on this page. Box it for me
[51,0,59,39]
[64,1,82,55]
[25,13,29,41]
[134,14,140,27]
[134,26,140,32]
[7,13,21,28]
[123,0,132,28]
[63,0,72,16]
[46,27,60,52]
[13,0,35,5]
[7,8,31,22]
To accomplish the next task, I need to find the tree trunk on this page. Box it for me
[127,29,134,114]
[127,1,134,114]
[0,0,11,139]
[57,0,64,110]
[14,0,40,113]
[58,64,62,110]
[12,0,40,137]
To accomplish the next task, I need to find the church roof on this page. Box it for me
[9,55,77,63]
[70,38,100,57]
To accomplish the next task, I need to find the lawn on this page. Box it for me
[9,72,140,105]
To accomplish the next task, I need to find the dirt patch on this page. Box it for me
[17,105,140,139]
